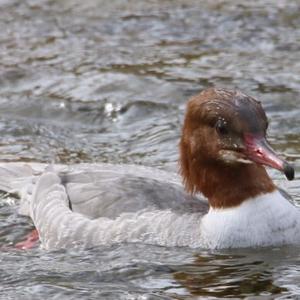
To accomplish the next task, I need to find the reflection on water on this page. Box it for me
[1,0,300,298]
[175,252,286,298]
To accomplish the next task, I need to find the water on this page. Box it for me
[1,0,300,298]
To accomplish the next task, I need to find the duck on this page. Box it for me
[1,87,299,250]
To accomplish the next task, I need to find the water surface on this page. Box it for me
[1,0,300,298]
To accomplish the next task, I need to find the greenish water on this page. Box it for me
[1,0,300,298]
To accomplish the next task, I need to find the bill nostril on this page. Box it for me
[256,149,263,156]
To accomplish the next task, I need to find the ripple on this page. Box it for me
[1,0,300,298]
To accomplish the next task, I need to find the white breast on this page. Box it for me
[200,190,300,249]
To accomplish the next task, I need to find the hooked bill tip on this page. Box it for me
[283,162,295,181]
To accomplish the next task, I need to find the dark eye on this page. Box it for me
[215,120,229,135]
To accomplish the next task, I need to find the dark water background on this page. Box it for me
[1,0,300,298]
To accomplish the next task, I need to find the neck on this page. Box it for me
[184,162,276,208]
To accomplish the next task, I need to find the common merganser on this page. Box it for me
[1,88,299,250]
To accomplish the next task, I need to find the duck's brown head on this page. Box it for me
[180,88,294,208]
